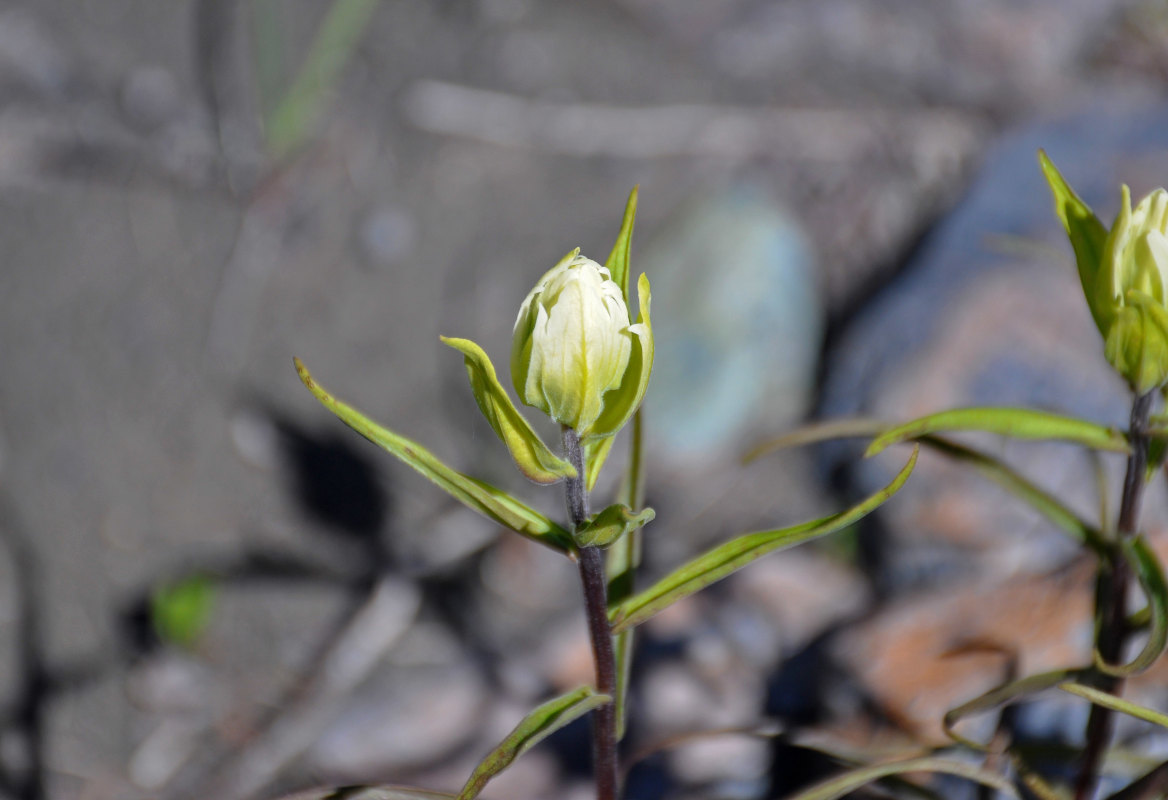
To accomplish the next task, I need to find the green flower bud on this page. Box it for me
[1042,152,1168,394]
[512,249,652,436]
[1098,186,1168,394]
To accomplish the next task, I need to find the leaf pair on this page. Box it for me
[751,406,1136,555]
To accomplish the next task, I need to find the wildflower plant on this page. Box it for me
[731,155,1168,800]
[293,188,916,800]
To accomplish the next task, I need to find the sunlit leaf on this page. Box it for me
[922,436,1106,553]
[458,687,611,800]
[441,337,575,484]
[1039,150,1110,336]
[866,407,1129,457]
[575,504,655,548]
[745,419,1105,553]
[1059,682,1168,730]
[943,668,1084,751]
[610,448,917,633]
[295,358,574,555]
[1096,536,1168,676]
[783,756,1020,800]
[604,186,639,300]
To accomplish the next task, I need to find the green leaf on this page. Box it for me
[1059,682,1168,729]
[266,0,382,158]
[783,756,1020,800]
[922,436,1107,554]
[866,407,1129,457]
[440,337,575,484]
[588,186,646,478]
[943,668,1084,751]
[747,418,1106,553]
[575,504,655,548]
[152,575,216,648]
[604,186,639,300]
[1039,150,1110,335]
[458,687,611,800]
[295,358,575,555]
[610,447,917,633]
[1096,535,1168,676]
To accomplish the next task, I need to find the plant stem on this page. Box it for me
[1074,390,1155,800]
[563,427,619,800]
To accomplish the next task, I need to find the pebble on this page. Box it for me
[121,66,182,133]
[640,183,822,460]
[732,549,870,658]
[359,206,418,267]
[309,662,487,777]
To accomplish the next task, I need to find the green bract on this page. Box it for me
[512,250,653,438]
[1042,152,1168,394]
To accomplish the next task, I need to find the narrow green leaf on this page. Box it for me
[575,504,655,548]
[294,358,575,554]
[610,447,917,633]
[747,418,1106,553]
[784,756,1020,800]
[943,668,1084,751]
[266,0,381,157]
[1096,535,1168,676]
[588,186,648,465]
[1039,150,1110,335]
[866,407,1129,457]
[458,687,611,800]
[440,337,575,484]
[923,436,1107,554]
[604,186,639,299]
[1059,682,1168,729]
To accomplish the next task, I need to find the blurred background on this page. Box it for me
[3,1,1168,798]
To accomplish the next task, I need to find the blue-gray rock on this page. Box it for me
[641,184,822,460]
[821,99,1168,580]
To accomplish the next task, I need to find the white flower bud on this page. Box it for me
[512,251,634,434]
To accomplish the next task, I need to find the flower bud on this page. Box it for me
[512,250,648,435]
[1042,153,1168,394]
[1096,187,1168,394]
